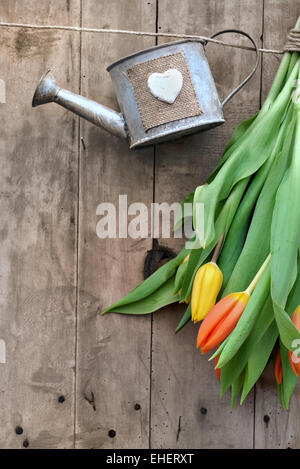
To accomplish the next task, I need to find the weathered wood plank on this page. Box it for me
[151,0,263,449]
[255,2,300,449]
[0,0,298,450]
[0,0,80,449]
[75,0,156,449]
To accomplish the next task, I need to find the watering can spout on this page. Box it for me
[32,70,127,139]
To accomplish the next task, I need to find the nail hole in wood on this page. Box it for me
[23,439,29,448]
[15,426,23,435]
[134,403,141,411]
[108,429,116,438]
[58,395,65,404]
[200,407,207,415]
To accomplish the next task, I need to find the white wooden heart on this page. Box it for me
[147,69,183,104]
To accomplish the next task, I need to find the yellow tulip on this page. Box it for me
[178,288,191,304]
[191,262,223,323]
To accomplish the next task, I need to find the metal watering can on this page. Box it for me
[32,30,258,149]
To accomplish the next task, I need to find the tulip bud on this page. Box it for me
[191,234,224,323]
[275,347,283,384]
[191,262,223,323]
[182,255,190,264]
[288,306,300,377]
[178,288,191,304]
[174,255,190,296]
[197,291,250,353]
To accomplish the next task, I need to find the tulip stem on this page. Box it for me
[211,234,224,264]
[246,253,271,296]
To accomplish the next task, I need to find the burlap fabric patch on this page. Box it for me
[127,51,202,131]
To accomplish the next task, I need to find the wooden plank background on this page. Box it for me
[0,0,299,449]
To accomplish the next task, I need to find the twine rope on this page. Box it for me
[0,21,299,55]
[284,28,300,52]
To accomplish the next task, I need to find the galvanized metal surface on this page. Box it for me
[32,70,127,139]
[109,40,225,148]
[32,33,258,149]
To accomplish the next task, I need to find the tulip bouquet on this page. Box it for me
[103,18,300,409]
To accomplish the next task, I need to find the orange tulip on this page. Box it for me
[275,347,283,384]
[214,355,221,381]
[197,292,250,353]
[288,306,300,377]
[197,254,271,354]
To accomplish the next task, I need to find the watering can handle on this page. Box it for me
[207,29,259,107]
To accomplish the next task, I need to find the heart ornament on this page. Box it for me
[147,68,183,104]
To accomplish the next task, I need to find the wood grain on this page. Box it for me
[0,0,298,449]
[255,1,300,449]
[0,0,80,449]
[150,0,263,449]
[74,0,156,449]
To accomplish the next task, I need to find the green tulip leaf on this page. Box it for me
[220,296,275,394]
[241,321,278,403]
[271,113,300,350]
[175,304,192,333]
[103,248,188,314]
[103,277,179,315]
[218,264,271,368]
